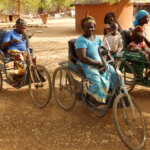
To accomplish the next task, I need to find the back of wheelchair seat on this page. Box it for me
[0,30,15,63]
[121,30,131,48]
[68,39,78,64]
[0,50,7,62]
[0,30,8,52]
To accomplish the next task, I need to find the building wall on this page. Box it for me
[75,3,133,34]
[0,14,19,23]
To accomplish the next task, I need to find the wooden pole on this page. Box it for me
[18,0,21,18]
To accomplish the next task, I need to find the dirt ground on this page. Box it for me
[0,18,150,150]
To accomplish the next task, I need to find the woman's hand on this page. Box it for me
[96,61,103,68]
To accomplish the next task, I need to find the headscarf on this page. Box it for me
[81,16,96,29]
[133,10,149,27]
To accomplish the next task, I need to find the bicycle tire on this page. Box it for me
[113,93,146,150]
[0,70,3,91]
[53,67,76,110]
[29,64,52,108]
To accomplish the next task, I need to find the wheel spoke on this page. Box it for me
[119,61,136,92]
[29,65,52,108]
[0,71,2,91]
[113,94,146,150]
[53,67,76,110]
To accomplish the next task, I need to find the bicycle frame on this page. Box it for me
[98,47,135,116]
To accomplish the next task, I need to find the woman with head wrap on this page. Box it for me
[130,26,150,60]
[133,10,149,27]
[133,10,150,52]
[75,16,119,106]
[103,12,122,35]
[128,26,150,79]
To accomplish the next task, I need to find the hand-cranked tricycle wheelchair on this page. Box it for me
[0,30,52,108]
[52,39,147,150]
[114,50,150,92]
[114,30,150,92]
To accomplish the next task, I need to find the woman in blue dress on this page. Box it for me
[75,16,118,105]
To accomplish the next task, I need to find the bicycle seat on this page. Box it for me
[121,30,132,48]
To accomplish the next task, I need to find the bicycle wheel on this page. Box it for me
[119,61,136,92]
[113,93,146,150]
[29,64,52,108]
[0,71,3,91]
[53,67,76,110]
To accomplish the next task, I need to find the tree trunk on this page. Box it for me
[40,13,48,24]
[18,0,21,18]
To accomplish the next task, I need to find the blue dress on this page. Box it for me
[76,35,118,103]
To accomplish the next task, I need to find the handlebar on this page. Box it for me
[28,30,42,39]
[17,30,42,49]
[98,46,114,72]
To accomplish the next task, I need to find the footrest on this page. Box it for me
[82,100,108,117]
[3,78,21,89]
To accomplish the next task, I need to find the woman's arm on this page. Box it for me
[1,39,18,49]
[127,44,141,52]
[76,48,102,68]
[1,31,19,49]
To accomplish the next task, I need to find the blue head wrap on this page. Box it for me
[133,10,149,27]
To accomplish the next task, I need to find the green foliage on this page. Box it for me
[0,0,16,13]
[0,0,148,14]
[100,0,120,3]
[0,0,75,14]
[79,0,147,4]
[51,0,74,12]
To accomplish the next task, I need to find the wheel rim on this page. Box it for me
[119,61,136,92]
[0,71,3,91]
[29,65,52,108]
[113,94,146,150]
[53,67,76,110]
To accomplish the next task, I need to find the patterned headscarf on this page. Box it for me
[133,10,149,27]
[81,16,96,29]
